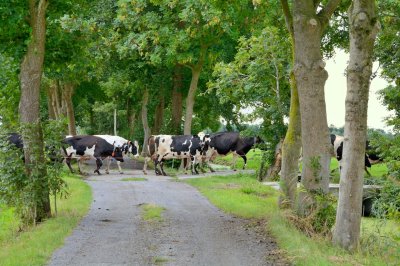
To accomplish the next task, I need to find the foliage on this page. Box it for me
[0,120,68,225]
[0,174,92,266]
[372,181,400,220]
[0,54,19,127]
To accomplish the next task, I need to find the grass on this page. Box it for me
[0,173,92,266]
[141,203,165,222]
[212,149,263,170]
[120,177,147,181]
[185,173,400,265]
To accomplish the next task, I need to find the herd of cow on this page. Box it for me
[6,132,263,176]
[6,132,381,176]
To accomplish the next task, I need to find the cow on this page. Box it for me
[330,134,381,176]
[202,132,263,172]
[63,135,124,175]
[95,135,140,174]
[7,133,23,149]
[143,134,206,176]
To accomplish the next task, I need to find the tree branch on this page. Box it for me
[318,0,341,30]
[280,0,293,38]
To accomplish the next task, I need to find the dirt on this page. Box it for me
[48,159,289,266]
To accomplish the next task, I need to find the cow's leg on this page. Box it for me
[232,153,238,171]
[191,156,199,175]
[105,157,111,174]
[235,151,247,170]
[65,156,74,173]
[117,160,123,174]
[77,158,83,174]
[160,160,167,176]
[154,155,163,175]
[94,158,102,175]
[143,157,150,175]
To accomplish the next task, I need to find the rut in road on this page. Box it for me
[49,170,288,266]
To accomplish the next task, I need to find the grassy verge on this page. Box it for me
[185,173,399,265]
[0,173,92,266]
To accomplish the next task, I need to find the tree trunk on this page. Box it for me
[153,95,165,134]
[126,98,136,138]
[63,82,77,136]
[279,73,302,209]
[113,108,117,136]
[18,0,50,223]
[141,88,151,156]
[292,1,339,216]
[265,139,284,180]
[333,0,379,251]
[183,66,201,135]
[171,64,183,135]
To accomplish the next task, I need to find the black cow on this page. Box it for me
[7,133,23,149]
[330,134,381,175]
[143,134,205,176]
[202,132,262,171]
[63,135,124,175]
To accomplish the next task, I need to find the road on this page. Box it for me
[48,164,288,266]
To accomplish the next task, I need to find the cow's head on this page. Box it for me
[112,146,124,162]
[127,140,140,157]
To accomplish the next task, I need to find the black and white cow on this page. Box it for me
[95,135,139,174]
[63,135,124,175]
[202,132,262,171]
[143,134,205,176]
[330,134,380,175]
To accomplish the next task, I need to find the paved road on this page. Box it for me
[48,167,288,266]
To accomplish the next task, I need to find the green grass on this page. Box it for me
[0,173,92,266]
[212,149,263,170]
[185,173,399,265]
[141,203,165,222]
[120,177,147,181]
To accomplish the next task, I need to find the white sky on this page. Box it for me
[325,49,394,131]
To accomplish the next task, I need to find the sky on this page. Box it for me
[325,49,393,131]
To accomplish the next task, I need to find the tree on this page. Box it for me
[333,0,379,251]
[280,0,341,214]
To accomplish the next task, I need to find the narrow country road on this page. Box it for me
[49,165,288,266]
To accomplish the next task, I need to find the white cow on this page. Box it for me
[95,135,139,174]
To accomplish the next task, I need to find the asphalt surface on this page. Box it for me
[48,160,288,266]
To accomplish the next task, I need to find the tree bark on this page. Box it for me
[153,95,165,134]
[126,98,136,138]
[63,82,77,136]
[279,73,302,209]
[291,0,340,216]
[171,64,183,134]
[113,108,117,136]
[183,47,207,135]
[279,0,302,210]
[18,0,50,222]
[183,66,201,135]
[333,0,379,251]
[141,88,151,156]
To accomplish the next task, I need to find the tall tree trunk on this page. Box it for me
[18,0,50,223]
[153,95,165,134]
[63,82,76,136]
[279,0,303,209]
[141,88,151,156]
[333,0,379,251]
[183,47,207,135]
[46,85,56,120]
[113,108,117,136]
[183,66,201,135]
[126,98,136,138]
[171,64,183,134]
[291,0,340,216]
[279,74,302,209]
